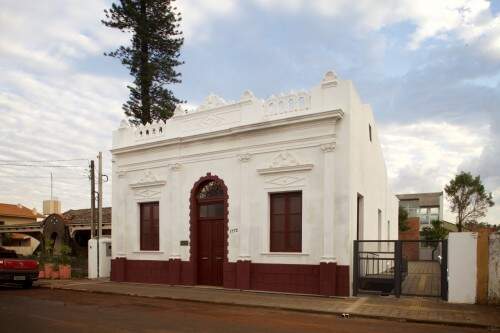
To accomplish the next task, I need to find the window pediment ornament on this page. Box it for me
[130,170,166,189]
[320,142,336,153]
[134,188,162,199]
[257,151,313,175]
[238,153,252,163]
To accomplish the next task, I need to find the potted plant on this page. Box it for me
[43,239,54,278]
[58,244,72,279]
[37,253,46,279]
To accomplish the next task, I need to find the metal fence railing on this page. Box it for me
[353,240,448,300]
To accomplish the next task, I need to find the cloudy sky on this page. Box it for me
[0,0,499,223]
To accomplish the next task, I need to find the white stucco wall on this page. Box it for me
[111,71,398,281]
[448,232,477,303]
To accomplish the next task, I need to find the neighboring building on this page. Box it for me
[63,207,112,250]
[397,192,443,230]
[1,233,38,256]
[0,204,112,256]
[41,207,112,255]
[43,199,62,215]
[110,71,398,296]
[0,203,42,255]
[397,192,458,260]
[0,203,40,226]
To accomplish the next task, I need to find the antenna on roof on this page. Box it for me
[50,172,53,200]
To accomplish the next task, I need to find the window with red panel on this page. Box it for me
[270,192,302,252]
[140,202,159,251]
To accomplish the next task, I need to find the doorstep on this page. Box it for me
[37,279,500,329]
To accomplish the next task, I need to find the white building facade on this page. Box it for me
[110,71,398,296]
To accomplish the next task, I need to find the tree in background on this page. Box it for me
[444,171,494,232]
[398,206,410,232]
[102,0,184,125]
[421,219,449,260]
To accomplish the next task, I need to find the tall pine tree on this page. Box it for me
[102,0,184,125]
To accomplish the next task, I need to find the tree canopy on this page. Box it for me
[102,0,184,125]
[398,206,410,232]
[444,171,494,232]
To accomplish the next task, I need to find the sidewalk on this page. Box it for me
[38,279,500,329]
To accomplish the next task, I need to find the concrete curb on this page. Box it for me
[38,282,498,330]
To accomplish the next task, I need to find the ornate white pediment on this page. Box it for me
[265,175,305,186]
[129,170,166,188]
[134,188,162,199]
[257,151,313,175]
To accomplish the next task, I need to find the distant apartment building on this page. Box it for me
[397,192,443,229]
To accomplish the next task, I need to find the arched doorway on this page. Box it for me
[190,173,228,286]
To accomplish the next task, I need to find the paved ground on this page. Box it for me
[0,286,491,333]
[402,261,441,296]
[38,279,500,329]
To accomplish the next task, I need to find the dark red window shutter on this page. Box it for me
[270,192,302,252]
[140,202,159,251]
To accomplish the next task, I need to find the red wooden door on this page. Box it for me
[197,201,224,286]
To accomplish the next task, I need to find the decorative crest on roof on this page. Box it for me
[197,94,227,112]
[321,70,339,88]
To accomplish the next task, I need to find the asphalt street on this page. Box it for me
[0,286,488,333]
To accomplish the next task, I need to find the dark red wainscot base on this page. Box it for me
[111,258,350,297]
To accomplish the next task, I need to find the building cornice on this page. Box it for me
[111,109,343,155]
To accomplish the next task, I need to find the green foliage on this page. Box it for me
[51,255,60,270]
[45,239,55,257]
[59,244,72,265]
[421,219,449,260]
[35,251,46,266]
[445,171,494,232]
[398,206,410,232]
[421,220,449,243]
[102,0,184,125]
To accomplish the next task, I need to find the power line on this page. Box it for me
[0,164,87,168]
[0,158,89,163]
[0,176,88,179]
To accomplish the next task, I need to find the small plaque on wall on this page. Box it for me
[180,240,189,246]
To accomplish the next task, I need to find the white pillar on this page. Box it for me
[321,143,336,262]
[114,170,127,257]
[169,163,182,259]
[237,153,252,261]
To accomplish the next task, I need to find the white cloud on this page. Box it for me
[177,0,239,42]
[380,121,499,223]
[0,1,128,70]
[251,0,500,57]
[380,121,487,193]
[0,1,127,211]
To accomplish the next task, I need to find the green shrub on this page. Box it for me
[59,244,72,265]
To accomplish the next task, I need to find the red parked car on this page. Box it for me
[0,248,38,288]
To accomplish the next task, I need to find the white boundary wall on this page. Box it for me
[489,233,500,304]
[448,232,477,303]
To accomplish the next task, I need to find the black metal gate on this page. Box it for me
[353,240,447,300]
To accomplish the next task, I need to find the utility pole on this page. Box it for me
[98,152,103,239]
[50,172,53,200]
[97,152,103,278]
[90,160,95,238]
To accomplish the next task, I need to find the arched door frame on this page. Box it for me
[189,173,229,285]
